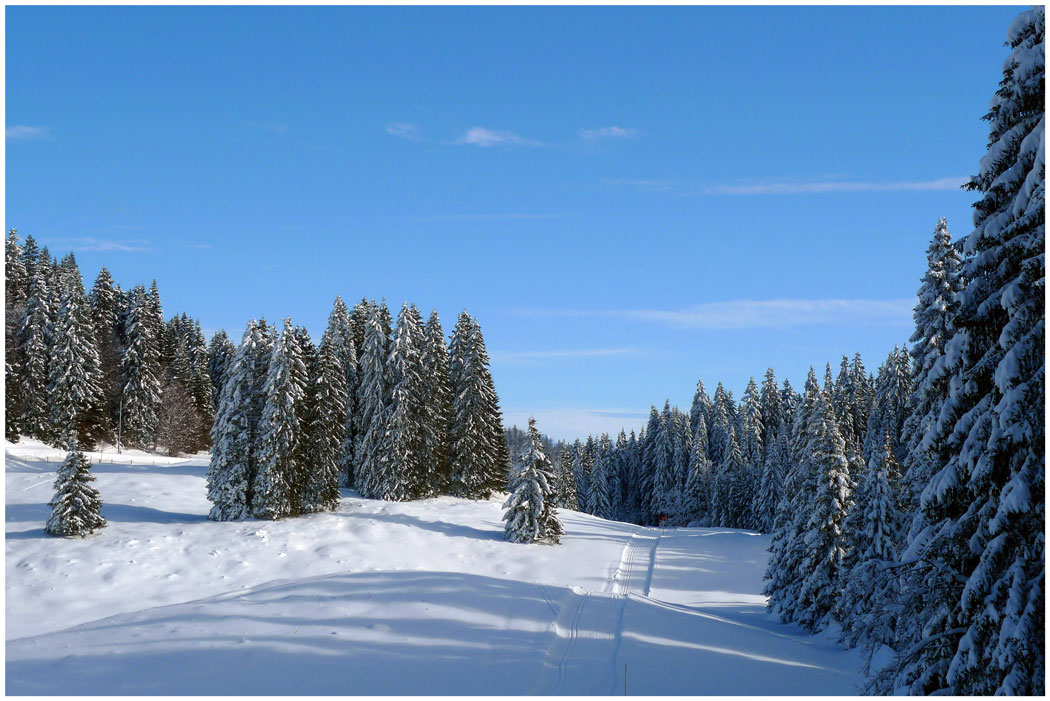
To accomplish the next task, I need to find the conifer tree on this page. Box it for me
[764,368,820,622]
[207,321,268,521]
[301,330,347,514]
[555,444,579,510]
[689,378,711,443]
[503,417,562,544]
[252,319,308,520]
[421,310,454,492]
[587,435,613,519]
[795,392,852,633]
[684,411,712,524]
[325,296,359,484]
[379,303,430,500]
[207,330,236,408]
[879,9,1044,694]
[16,270,53,439]
[448,312,504,499]
[354,303,391,497]
[838,435,903,653]
[900,218,965,513]
[45,439,106,537]
[48,276,107,448]
[120,288,162,449]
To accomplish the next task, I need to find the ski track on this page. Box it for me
[530,525,663,695]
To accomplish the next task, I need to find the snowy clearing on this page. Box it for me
[6,439,862,694]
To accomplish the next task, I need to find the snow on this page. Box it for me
[6,437,862,694]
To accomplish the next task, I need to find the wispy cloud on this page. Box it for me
[578,126,641,141]
[514,298,916,330]
[455,126,540,147]
[385,122,422,140]
[6,126,51,142]
[47,238,149,253]
[503,407,650,441]
[700,176,968,195]
[247,121,289,134]
[606,176,967,196]
[407,212,568,223]
[490,347,639,362]
[602,178,673,192]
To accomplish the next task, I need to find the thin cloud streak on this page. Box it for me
[514,298,916,330]
[579,126,641,141]
[47,238,149,253]
[407,212,569,223]
[503,407,650,441]
[385,122,422,140]
[605,176,968,195]
[6,126,51,141]
[455,126,540,147]
[701,176,968,195]
[491,347,639,362]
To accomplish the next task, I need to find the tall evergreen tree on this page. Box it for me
[301,330,347,514]
[252,319,308,520]
[207,321,269,521]
[16,269,53,439]
[48,275,107,447]
[120,289,162,449]
[421,310,453,492]
[354,303,391,497]
[379,303,430,500]
[795,392,852,633]
[503,417,562,544]
[207,330,236,408]
[325,296,359,484]
[45,439,106,537]
[587,435,613,519]
[684,411,712,524]
[900,218,965,514]
[878,9,1044,694]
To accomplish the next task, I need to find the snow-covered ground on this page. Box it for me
[6,438,862,694]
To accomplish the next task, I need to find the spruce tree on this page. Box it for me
[207,330,236,408]
[587,435,613,519]
[354,303,391,497]
[900,218,965,514]
[300,330,346,514]
[48,276,107,448]
[421,310,454,493]
[838,435,903,654]
[120,288,162,449]
[45,439,106,537]
[325,296,359,484]
[252,319,308,520]
[448,312,504,499]
[684,411,712,524]
[207,321,268,521]
[16,270,53,439]
[379,303,429,500]
[795,392,852,633]
[503,417,562,544]
[878,9,1044,694]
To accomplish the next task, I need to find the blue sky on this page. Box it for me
[6,5,1023,440]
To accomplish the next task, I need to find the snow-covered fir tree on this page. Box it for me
[900,218,965,514]
[47,271,107,448]
[503,417,562,544]
[252,319,308,520]
[45,439,106,537]
[207,329,236,408]
[206,320,269,521]
[120,288,162,449]
[378,303,430,501]
[448,311,505,499]
[354,302,391,497]
[837,434,903,655]
[684,411,712,524]
[421,310,453,493]
[877,9,1044,694]
[587,434,613,519]
[16,268,53,439]
[300,330,346,514]
[325,296,359,485]
[794,391,852,633]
